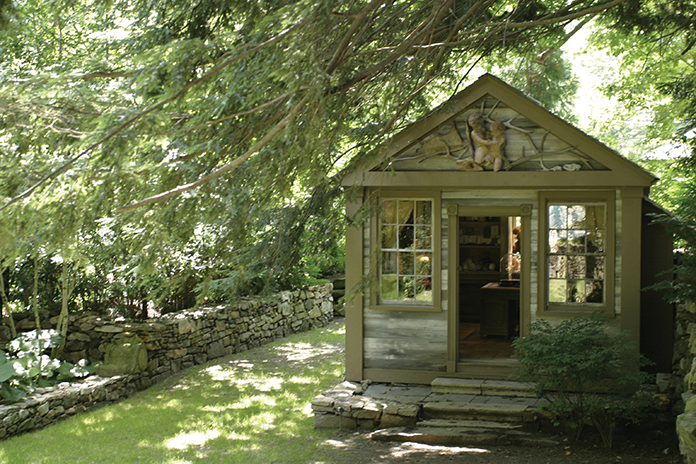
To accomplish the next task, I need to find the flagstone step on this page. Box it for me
[431,377,536,397]
[423,401,535,422]
[417,418,526,430]
[370,425,560,447]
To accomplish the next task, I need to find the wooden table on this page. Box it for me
[480,282,520,338]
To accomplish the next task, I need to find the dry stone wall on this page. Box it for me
[0,284,333,440]
[672,302,696,462]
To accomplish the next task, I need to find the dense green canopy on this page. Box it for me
[0,0,684,313]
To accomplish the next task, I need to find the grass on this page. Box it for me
[0,320,347,464]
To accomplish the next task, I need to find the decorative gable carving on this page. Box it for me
[387,96,608,172]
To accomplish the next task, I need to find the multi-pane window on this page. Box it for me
[380,199,433,303]
[547,204,605,304]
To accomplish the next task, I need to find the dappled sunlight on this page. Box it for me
[289,375,312,384]
[164,429,221,450]
[250,412,277,431]
[274,342,343,362]
[324,439,350,448]
[228,394,277,409]
[203,363,286,392]
[387,442,491,458]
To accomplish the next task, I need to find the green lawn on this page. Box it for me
[0,320,347,464]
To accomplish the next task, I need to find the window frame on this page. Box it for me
[370,190,441,312]
[538,191,615,316]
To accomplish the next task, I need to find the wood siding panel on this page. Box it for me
[363,310,447,371]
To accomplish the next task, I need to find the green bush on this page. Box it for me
[0,329,92,402]
[512,314,653,447]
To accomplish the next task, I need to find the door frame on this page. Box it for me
[445,204,533,374]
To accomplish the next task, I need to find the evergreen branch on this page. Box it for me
[0,17,313,213]
[162,92,295,135]
[325,0,386,75]
[329,0,456,94]
[115,94,312,213]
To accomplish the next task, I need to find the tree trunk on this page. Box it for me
[32,256,41,338]
[52,260,74,359]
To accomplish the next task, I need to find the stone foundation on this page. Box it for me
[0,284,333,439]
[312,381,421,430]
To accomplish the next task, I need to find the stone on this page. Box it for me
[36,402,50,416]
[166,349,187,359]
[379,413,417,428]
[678,411,696,462]
[314,413,357,430]
[178,319,195,335]
[94,325,124,333]
[309,307,322,318]
[656,373,673,393]
[68,332,91,342]
[206,341,225,359]
[94,333,148,377]
[16,418,35,433]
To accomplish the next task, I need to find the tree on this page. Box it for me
[587,0,696,301]
[0,0,631,308]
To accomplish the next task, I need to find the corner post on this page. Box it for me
[345,188,365,381]
[620,187,643,351]
[446,204,459,372]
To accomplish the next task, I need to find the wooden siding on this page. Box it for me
[363,310,448,371]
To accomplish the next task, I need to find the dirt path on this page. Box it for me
[316,426,680,463]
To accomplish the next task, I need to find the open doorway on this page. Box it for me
[458,215,521,362]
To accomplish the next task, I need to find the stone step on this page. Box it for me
[370,426,560,447]
[423,401,534,422]
[418,418,525,430]
[431,378,536,398]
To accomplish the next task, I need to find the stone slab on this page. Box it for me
[431,378,536,398]
[423,401,531,422]
[418,418,525,430]
[370,426,560,447]
[431,378,483,395]
[481,380,536,398]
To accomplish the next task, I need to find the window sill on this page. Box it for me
[369,304,442,313]
[537,308,615,318]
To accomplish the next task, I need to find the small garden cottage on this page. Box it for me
[341,74,674,385]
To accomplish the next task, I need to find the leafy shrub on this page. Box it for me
[0,330,92,402]
[513,314,653,447]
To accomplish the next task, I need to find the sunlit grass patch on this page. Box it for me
[0,320,346,464]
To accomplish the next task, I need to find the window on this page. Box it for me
[378,197,438,307]
[540,192,614,314]
[548,204,605,304]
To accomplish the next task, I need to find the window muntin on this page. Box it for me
[380,199,433,304]
[547,203,606,305]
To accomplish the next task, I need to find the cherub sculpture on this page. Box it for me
[469,113,508,172]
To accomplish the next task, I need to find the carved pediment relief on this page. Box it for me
[387,96,608,172]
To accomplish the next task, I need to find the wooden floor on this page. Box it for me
[459,322,515,361]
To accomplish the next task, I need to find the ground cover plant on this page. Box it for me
[0,329,91,402]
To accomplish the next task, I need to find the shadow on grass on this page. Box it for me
[0,320,346,464]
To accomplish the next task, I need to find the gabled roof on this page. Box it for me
[342,73,657,189]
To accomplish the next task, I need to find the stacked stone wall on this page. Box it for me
[672,302,696,462]
[0,284,333,439]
